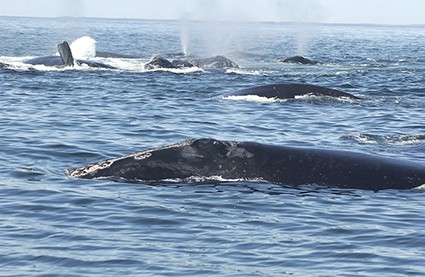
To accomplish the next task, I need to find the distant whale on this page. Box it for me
[144,55,239,70]
[232,83,361,100]
[144,56,176,70]
[279,55,318,65]
[24,41,116,69]
[188,56,239,68]
[66,138,425,191]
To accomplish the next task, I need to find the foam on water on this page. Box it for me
[222,94,358,104]
[144,66,204,74]
[222,95,283,103]
[152,175,258,184]
[225,68,262,75]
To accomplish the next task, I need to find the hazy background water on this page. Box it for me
[1,16,425,276]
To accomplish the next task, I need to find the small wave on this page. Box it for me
[32,64,75,71]
[116,175,262,184]
[222,94,358,103]
[162,175,263,184]
[0,56,34,70]
[143,66,204,74]
[222,95,284,103]
[225,68,262,75]
[89,174,258,185]
[342,133,425,145]
[0,62,32,71]
[414,184,425,190]
[27,62,101,71]
[294,93,359,103]
[185,175,259,183]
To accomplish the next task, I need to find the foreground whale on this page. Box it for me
[232,83,361,100]
[66,138,425,191]
[24,41,116,69]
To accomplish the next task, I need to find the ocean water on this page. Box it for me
[1,16,425,276]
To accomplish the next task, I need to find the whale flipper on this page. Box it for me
[58,41,75,67]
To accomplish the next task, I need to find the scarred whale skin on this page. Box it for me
[66,138,425,191]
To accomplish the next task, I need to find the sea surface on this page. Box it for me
[1,16,425,276]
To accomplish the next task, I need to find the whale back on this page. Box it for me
[279,56,318,65]
[235,83,361,100]
[67,138,425,190]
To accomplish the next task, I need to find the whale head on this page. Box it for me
[66,139,256,182]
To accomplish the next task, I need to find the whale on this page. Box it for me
[232,83,361,100]
[66,138,425,191]
[144,56,176,70]
[187,56,239,68]
[144,55,239,70]
[24,41,116,69]
[279,55,318,65]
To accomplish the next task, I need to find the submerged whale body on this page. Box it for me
[66,138,425,191]
[279,55,318,65]
[233,83,361,100]
[24,56,65,67]
[24,41,116,69]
